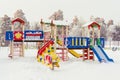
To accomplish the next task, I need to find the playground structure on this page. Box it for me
[37,20,113,63]
[6,18,114,70]
[6,18,61,70]
[6,18,44,58]
[7,18,25,58]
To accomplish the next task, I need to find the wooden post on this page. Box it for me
[11,25,14,58]
[66,25,69,60]
[82,27,85,37]
[54,25,57,54]
[62,26,64,61]
[9,41,13,58]
[98,29,100,38]
[50,21,57,54]
[22,23,24,57]
[87,28,90,37]
[92,27,94,46]
[40,20,45,45]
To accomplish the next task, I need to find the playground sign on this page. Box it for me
[6,30,44,41]
[24,30,44,40]
[5,31,13,41]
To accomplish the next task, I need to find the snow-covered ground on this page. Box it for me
[0,47,120,80]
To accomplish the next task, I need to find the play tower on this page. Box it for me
[40,20,69,61]
[8,18,25,58]
[81,22,101,61]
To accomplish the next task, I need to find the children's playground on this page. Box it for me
[5,18,114,70]
[0,18,120,80]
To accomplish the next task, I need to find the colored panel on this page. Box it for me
[66,37,72,47]
[14,31,23,41]
[5,31,13,41]
[64,37,89,49]
[24,30,44,40]
[100,38,105,48]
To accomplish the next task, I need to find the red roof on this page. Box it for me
[83,22,101,30]
[88,22,100,30]
[12,18,25,24]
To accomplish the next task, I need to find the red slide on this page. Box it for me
[37,40,54,56]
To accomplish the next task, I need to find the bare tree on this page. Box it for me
[105,20,115,41]
[107,20,113,27]
[49,10,64,20]
[13,9,30,30]
[0,15,11,46]
[69,16,82,37]
[33,22,41,30]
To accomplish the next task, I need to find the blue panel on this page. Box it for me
[100,38,105,48]
[67,37,72,46]
[65,37,89,49]
[5,31,13,41]
[86,37,89,48]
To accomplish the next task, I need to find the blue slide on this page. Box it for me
[92,45,114,63]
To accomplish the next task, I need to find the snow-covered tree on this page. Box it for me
[106,20,115,41]
[99,18,107,40]
[49,10,64,20]
[107,20,113,27]
[13,9,30,30]
[33,22,41,30]
[0,15,11,46]
[112,25,120,41]
[69,16,82,37]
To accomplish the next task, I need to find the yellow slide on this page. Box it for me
[57,40,83,58]
[68,49,82,58]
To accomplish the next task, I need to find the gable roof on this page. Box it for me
[82,21,100,29]
[12,18,25,24]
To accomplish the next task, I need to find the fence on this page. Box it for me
[105,41,120,51]
[24,42,38,49]
[105,41,120,47]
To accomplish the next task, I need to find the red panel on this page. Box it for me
[89,56,94,59]
[89,52,93,55]
[14,31,23,41]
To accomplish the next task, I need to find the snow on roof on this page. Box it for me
[44,29,51,32]
[41,19,51,24]
[53,20,70,26]
[12,17,25,24]
[42,19,71,26]
[82,21,101,29]
[82,21,95,27]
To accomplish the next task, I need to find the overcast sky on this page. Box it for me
[0,0,120,23]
